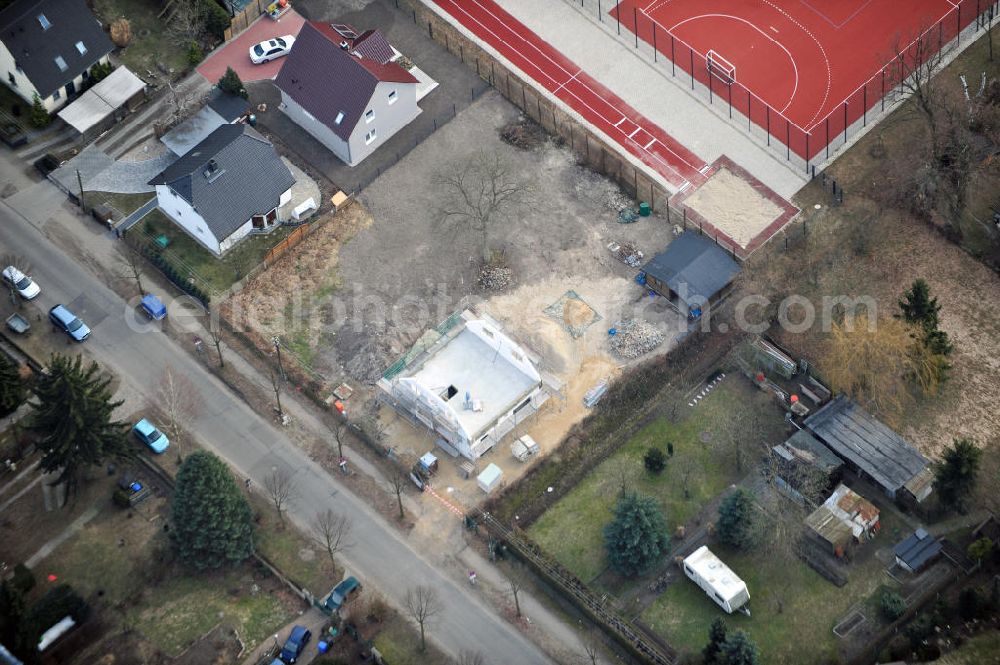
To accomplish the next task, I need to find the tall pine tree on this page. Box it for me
[934,438,981,514]
[603,492,670,577]
[0,354,25,417]
[898,279,941,327]
[716,488,756,550]
[702,616,728,665]
[171,451,254,569]
[721,630,760,665]
[28,355,130,495]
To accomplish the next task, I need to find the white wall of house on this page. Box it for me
[279,90,351,164]
[0,42,111,111]
[279,187,292,207]
[154,184,222,256]
[346,81,420,165]
[219,220,254,254]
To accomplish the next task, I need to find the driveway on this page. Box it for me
[197,10,306,85]
[252,0,486,192]
[0,161,553,665]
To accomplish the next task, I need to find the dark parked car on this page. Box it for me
[279,625,311,663]
[322,576,362,614]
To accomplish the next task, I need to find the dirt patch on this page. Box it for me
[500,116,548,150]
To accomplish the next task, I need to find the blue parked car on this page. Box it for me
[132,418,170,454]
[140,294,167,321]
[48,304,91,341]
[279,625,311,663]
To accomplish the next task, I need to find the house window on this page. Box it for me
[364,128,377,144]
[334,111,344,125]
[75,41,87,56]
[176,210,182,217]
[37,13,51,30]
[364,109,374,123]
[388,89,398,104]
[54,56,68,72]
[7,73,14,87]
[52,90,60,100]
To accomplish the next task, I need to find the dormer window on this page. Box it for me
[54,56,68,72]
[75,41,87,55]
[37,13,51,30]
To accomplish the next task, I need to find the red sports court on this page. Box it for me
[612,0,991,162]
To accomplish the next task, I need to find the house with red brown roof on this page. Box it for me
[275,22,419,166]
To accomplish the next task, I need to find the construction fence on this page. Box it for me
[566,0,1000,172]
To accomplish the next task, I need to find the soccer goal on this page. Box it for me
[706,50,736,85]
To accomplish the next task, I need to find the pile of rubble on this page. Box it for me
[615,241,643,267]
[609,319,665,359]
[605,188,633,212]
[479,264,513,291]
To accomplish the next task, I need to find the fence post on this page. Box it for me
[805,133,810,172]
[690,49,694,89]
[652,21,657,62]
[671,36,675,75]
[633,7,638,47]
[843,102,848,145]
[616,1,621,34]
[863,86,867,126]
[786,120,790,160]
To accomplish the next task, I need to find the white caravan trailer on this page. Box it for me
[682,546,751,615]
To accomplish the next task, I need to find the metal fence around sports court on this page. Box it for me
[565,0,1000,174]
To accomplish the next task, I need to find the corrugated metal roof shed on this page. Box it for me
[804,396,929,496]
[893,528,942,572]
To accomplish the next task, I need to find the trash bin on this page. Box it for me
[639,201,652,216]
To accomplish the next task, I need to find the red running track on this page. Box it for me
[430,0,706,190]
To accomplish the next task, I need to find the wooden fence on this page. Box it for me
[224,0,267,41]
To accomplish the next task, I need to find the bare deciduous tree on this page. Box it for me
[116,245,146,298]
[264,468,296,524]
[456,650,486,665]
[676,454,702,500]
[582,636,601,665]
[207,310,225,368]
[404,585,443,653]
[155,365,201,453]
[312,509,353,566]
[389,464,409,520]
[167,0,205,41]
[715,400,769,475]
[506,570,524,618]
[329,418,349,458]
[436,150,532,261]
[270,368,283,419]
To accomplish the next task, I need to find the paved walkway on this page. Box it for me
[84,153,173,194]
[0,472,41,512]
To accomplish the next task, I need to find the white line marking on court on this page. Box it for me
[553,70,581,93]
[761,0,832,126]
[770,25,779,33]
[614,116,627,127]
[644,138,657,149]
[628,127,641,138]
[669,13,801,114]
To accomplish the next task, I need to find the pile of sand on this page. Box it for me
[563,297,595,328]
[684,167,782,248]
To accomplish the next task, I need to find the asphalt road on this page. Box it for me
[0,185,552,664]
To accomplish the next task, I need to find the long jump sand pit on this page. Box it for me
[677,157,799,258]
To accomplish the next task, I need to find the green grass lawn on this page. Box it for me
[372,615,451,665]
[132,210,295,294]
[528,378,786,584]
[92,0,190,80]
[254,510,339,597]
[938,629,1000,664]
[88,191,154,219]
[642,511,906,664]
[135,569,295,656]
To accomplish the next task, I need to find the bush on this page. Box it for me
[187,41,204,67]
[644,447,666,474]
[28,584,89,635]
[89,61,113,84]
[904,613,933,648]
[10,565,34,595]
[959,587,984,621]
[218,66,246,99]
[110,18,132,47]
[880,590,906,621]
[113,488,132,508]
[29,94,50,128]
[203,0,231,40]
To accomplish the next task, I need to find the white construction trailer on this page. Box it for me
[682,546,751,614]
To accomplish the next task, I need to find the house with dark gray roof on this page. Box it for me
[148,124,295,257]
[0,0,113,111]
[893,528,942,573]
[638,231,741,317]
[275,22,419,166]
[804,396,934,503]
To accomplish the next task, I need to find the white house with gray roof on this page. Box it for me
[0,0,113,111]
[148,124,295,257]
[275,22,420,166]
